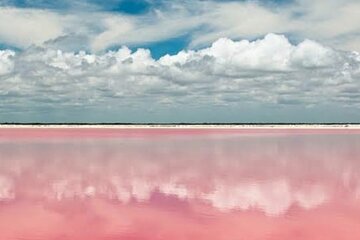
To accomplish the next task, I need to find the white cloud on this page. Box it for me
[2,1,360,53]
[90,5,208,52]
[292,0,360,38]
[0,34,359,110]
[0,7,137,51]
[0,4,207,52]
[0,7,66,48]
[290,39,338,68]
[185,0,360,52]
[188,1,292,48]
[90,16,135,52]
[0,50,15,75]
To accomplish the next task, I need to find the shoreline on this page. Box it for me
[1,124,360,129]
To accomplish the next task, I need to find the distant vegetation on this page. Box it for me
[0,122,359,126]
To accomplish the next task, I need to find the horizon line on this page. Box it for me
[1,123,360,125]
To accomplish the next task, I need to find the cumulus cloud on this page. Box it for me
[0,33,359,112]
[160,34,340,70]
[0,50,14,75]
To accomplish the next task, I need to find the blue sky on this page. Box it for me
[0,0,360,122]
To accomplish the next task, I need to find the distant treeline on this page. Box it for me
[1,122,359,125]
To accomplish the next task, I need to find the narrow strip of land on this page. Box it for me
[1,124,360,129]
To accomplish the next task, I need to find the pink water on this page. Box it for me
[0,128,360,240]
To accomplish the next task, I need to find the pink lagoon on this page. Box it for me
[1,127,360,240]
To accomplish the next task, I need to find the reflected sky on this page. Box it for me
[1,128,360,239]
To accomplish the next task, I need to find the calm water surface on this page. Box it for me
[0,128,360,239]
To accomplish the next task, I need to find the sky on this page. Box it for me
[0,0,360,123]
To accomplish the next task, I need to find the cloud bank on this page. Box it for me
[0,33,359,116]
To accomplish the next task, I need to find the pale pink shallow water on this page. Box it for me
[1,128,360,240]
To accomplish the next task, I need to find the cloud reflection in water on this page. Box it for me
[0,129,360,239]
